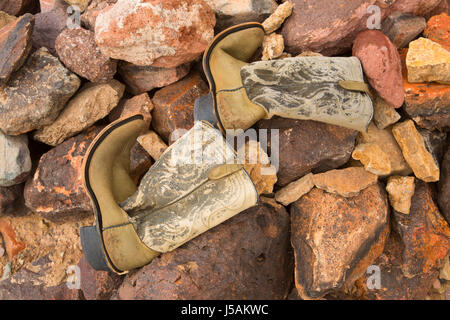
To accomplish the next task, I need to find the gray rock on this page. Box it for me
[0,131,31,187]
[0,48,80,136]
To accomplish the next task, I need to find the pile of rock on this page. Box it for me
[0,0,448,301]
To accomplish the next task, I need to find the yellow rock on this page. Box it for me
[352,143,392,176]
[357,123,411,176]
[392,120,440,182]
[137,130,168,161]
[386,176,415,214]
[275,173,314,206]
[262,33,285,61]
[262,1,293,34]
[313,167,378,197]
[0,11,16,30]
[238,140,277,195]
[373,94,401,129]
[406,37,450,83]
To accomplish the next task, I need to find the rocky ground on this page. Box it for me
[0,0,449,300]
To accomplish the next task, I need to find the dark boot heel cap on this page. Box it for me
[80,226,111,272]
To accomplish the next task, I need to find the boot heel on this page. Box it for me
[80,226,110,272]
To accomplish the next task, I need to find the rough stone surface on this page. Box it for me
[95,0,216,68]
[0,185,22,214]
[78,255,123,300]
[291,183,389,299]
[352,143,392,176]
[275,173,314,206]
[152,71,209,143]
[0,132,31,187]
[401,48,450,130]
[0,212,92,299]
[440,255,450,281]
[64,0,91,11]
[281,0,382,56]
[56,27,117,83]
[32,8,68,56]
[262,33,284,61]
[39,0,67,13]
[238,140,277,195]
[438,145,450,223]
[381,12,426,48]
[0,11,16,29]
[118,61,191,95]
[388,0,444,16]
[392,120,440,182]
[356,123,412,175]
[137,130,168,161]
[34,80,124,146]
[312,167,378,197]
[205,0,277,31]
[386,175,415,214]
[419,128,447,165]
[256,117,357,187]
[129,142,153,185]
[373,94,401,129]
[116,198,292,300]
[353,231,441,300]
[0,48,80,136]
[393,180,450,278]
[109,93,153,128]
[0,0,38,16]
[80,0,117,31]
[424,13,450,50]
[406,37,450,83]
[0,14,34,86]
[24,127,103,222]
[262,1,293,34]
[353,29,404,108]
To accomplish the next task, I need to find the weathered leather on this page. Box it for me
[240,57,374,132]
[121,121,258,253]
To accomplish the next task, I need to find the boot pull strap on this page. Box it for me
[338,80,371,95]
[208,164,244,180]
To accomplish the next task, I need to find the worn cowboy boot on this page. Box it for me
[81,115,258,274]
[198,23,373,133]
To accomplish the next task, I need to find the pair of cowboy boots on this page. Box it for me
[81,23,374,273]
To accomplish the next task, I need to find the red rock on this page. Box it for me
[425,0,450,20]
[256,117,357,187]
[152,71,209,143]
[94,0,216,68]
[116,198,291,300]
[353,30,404,108]
[0,219,25,260]
[56,28,117,83]
[0,0,39,15]
[438,145,450,223]
[24,127,102,222]
[118,61,191,95]
[78,255,123,300]
[0,14,34,85]
[291,183,389,299]
[400,48,450,130]
[281,0,383,56]
[424,13,450,51]
[39,0,67,13]
[389,0,444,16]
[381,12,426,48]
[32,8,68,56]
[0,185,22,214]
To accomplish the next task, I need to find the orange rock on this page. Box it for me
[0,219,25,260]
[137,130,168,161]
[400,48,450,130]
[312,167,378,197]
[424,13,450,51]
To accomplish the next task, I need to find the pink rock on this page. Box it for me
[94,0,216,68]
[353,29,404,108]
